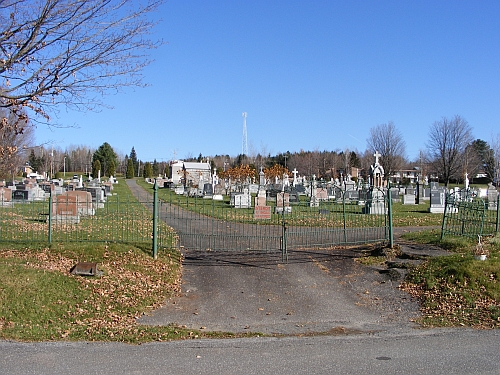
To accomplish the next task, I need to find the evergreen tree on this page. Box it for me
[28,149,45,173]
[143,162,153,178]
[108,160,116,177]
[349,151,361,168]
[92,142,118,177]
[126,158,135,179]
[92,159,101,179]
[129,147,139,175]
[152,159,159,177]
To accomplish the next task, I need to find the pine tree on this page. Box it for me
[126,159,135,179]
[129,147,138,175]
[92,160,101,179]
[152,159,159,177]
[143,162,153,178]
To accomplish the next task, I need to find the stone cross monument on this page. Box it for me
[370,151,384,188]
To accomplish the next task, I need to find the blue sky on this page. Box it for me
[36,0,500,163]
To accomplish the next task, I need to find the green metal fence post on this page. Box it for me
[496,194,500,234]
[387,187,394,248]
[281,192,288,263]
[440,192,449,240]
[152,180,158,259]
[342,190,347,244]
[48,190,53,244]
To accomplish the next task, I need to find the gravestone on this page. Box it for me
[0,187,12,205]
[363,188,387,214]
[390,188,400,203]
[203,183,213,197]
[64,191,94,215]
[429,186,446,213]
[255,188,267,207]
[254,188,271,219]
[231,188,251,208]
[487,183,498,211]
[364,152,386,214]
[275,192,292,214]
[213,184,224,196]
[29,186,46,201]
[344,180,355,191]
[309,175,319,207]
[402,187,416,205]
[174,185,185,195]
[52,193,80,223]
[345,190,360,201]
[294,184,306,195]
[358,189,368,204]
[259,167,266,186]
[13,190,29,201]
[316,188,328,201]
[248,184,259,195]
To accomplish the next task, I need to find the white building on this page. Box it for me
[169,160,212,186]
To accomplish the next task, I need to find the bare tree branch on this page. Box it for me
[0,0,164,120]
[367,121,406,181]
[426,115,474,187]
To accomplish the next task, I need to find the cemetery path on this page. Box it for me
[126,180,433,335]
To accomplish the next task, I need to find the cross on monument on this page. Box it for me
[374,151,381,165]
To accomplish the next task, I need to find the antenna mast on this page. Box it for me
[242,112,248,156]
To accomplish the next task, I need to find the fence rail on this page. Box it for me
[1,181,394,261]
[0,194,175,248]
[153,184,392,260]
[441,190,500,239]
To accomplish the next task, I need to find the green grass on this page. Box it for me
[391,202,443,227]
[138,179,448,228]
[136,179,390,229]
[0,179,261,343]
[400,231,500,328]
[0,242,257,342]
[0,178,176,247]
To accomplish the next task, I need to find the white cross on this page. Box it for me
[374,151,381,165]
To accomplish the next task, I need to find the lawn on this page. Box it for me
[399,230,500,328]
[0,178,256,342]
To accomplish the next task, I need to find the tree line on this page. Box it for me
[0,115,498,190]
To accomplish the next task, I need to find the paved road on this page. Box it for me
[1,329,499,374]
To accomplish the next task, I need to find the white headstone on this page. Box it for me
[292,168,298,187]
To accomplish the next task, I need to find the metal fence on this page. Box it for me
[155,185,393,260]
[0,193,175,248]
[1,183,393,260]
[441,190,500,239]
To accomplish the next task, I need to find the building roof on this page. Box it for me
[183,162,211,171]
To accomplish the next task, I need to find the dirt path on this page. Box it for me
[138,246,422,335]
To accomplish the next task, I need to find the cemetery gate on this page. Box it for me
[155,185,393,260]
[441,189,500,239]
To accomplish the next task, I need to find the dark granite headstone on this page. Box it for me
[13,190,29,200]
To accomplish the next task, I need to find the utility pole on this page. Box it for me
[242,112,248,156]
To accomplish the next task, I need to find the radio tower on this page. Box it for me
[242,112,248,156]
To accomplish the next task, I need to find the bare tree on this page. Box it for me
[426,115,474,187]
[0,107,34,178]
[492,134,500,186]
[0,0,163,123]
[367,121,406,181]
